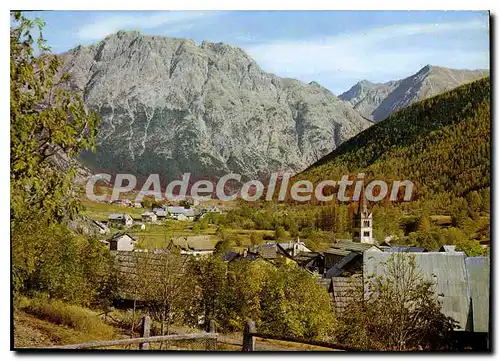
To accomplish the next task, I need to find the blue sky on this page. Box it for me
[26,10,490,94]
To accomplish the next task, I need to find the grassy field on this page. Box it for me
[80,198,289,250]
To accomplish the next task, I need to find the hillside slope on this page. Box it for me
[300,77,491,213]
[60,30,371,179]
[339,65,489,121]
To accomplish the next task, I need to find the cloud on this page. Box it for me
[244,20,489,93]
[76,11,222,41]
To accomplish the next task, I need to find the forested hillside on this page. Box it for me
[302,77,490,204]
[294,77,491,251]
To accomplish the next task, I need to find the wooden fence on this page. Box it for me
[44,316,218,350]
[241,321,368,351]
[42,317,366,351]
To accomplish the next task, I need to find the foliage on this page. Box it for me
[133,249,191,335]
[11,11,109,306]
[187,256,334,339]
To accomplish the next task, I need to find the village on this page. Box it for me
[83,191,490,350]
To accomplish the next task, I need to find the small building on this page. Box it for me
[166,206,195,221]
[113,199,132,207]
[142,211,157,223]
[133,202,143,208]
[153,208,168,220]
[108,213,133,228]
[278,239,311,257]
[108,233,137,251]
[168,235,215,255]
[257,243,297,265]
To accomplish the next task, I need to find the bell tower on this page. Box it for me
[352,186,374,244]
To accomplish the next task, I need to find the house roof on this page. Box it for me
[223,251,240,262]
[325,252,361,277]
[142,211,156,216]
[93,220,110,230]
[440,245,459,253]
[170,236,215,251]
[324,248,351,257]
[331,240,381,253]
[330,276,364,315]
[363,251,473,331]
[109,213,127,220]
[166,206,189,214]
[108,232,136,243]
[294,251,323,262]
[465,257,490,332]
[387,246,427,253]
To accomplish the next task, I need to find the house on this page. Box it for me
[326,250,490,341]
[108,213,133,228]
[108,233,137,251]
[92,220,110,235]
[257,243,297,265]
[294,252,325,274]
[223,249,260,263]
[153,208,168,220]
[439,245,463,254]
[166,206,195,221]
[363,251,490,333]
[142,211,157,223]
[168,235,215,255]
[277,240,311,257]
[133,202,143,208]
[324,240,382,277]
[185,196,201,207]
[113,199,132,207]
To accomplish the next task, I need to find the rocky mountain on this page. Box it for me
[339,65,489,121]
[60,30,372,180]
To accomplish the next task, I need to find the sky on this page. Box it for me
[25,10,490,94]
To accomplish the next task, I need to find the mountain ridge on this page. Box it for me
[339,65,489,121]
[61,30,372,179]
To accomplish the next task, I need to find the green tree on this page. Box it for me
[11,11,108,304]
[274,226,286,240]
[10,11,100,224]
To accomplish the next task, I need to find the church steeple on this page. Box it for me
[352,184,374,244]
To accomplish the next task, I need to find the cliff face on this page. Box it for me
[339,65,489,121]
[61,30,372,179]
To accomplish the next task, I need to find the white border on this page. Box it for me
[1,2,497,361]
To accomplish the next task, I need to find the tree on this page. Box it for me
[274,226,286,240]
[188,256,228,328]
[336,253,457,350]
[134,249,191,337]
[11,11,105,301]
[11,11,100,224]
[259,264,334,339]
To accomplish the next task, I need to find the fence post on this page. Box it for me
[206,319,217,351]
[242,321,256,351]
[139,315,151,350]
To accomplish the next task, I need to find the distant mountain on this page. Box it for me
[299,77,491,207]
[339,65,489,121]
[60,30,371,180]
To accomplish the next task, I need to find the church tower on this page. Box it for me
[352,186,374,244]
